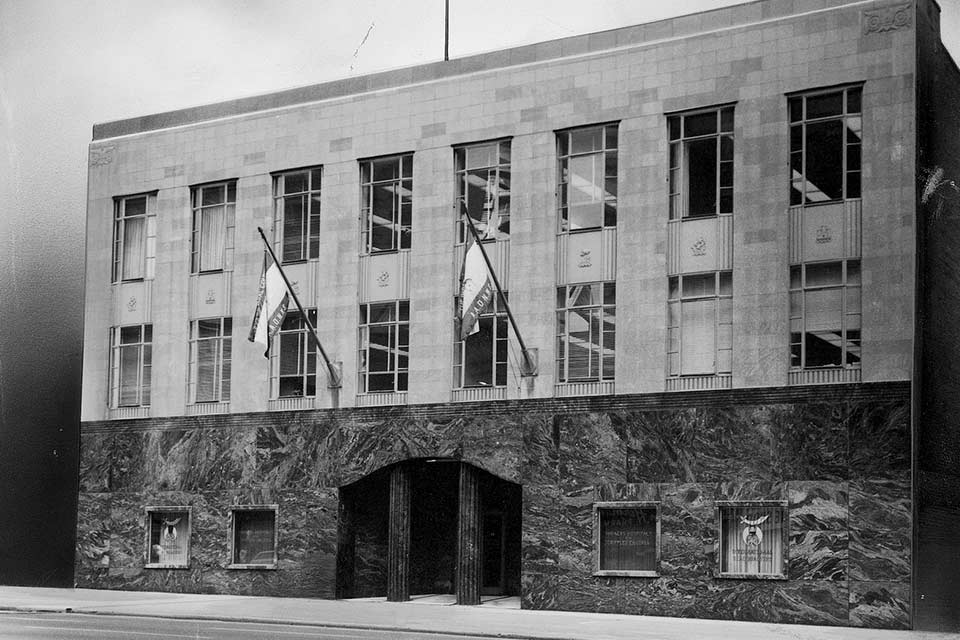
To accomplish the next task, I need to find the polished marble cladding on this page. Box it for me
[77,385,911,627]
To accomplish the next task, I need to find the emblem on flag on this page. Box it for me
[459,235,494,340]
[248,251,290,356]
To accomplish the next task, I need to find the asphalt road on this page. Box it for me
[0,612,508,640]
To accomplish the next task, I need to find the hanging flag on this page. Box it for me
[248,251,290,356]
[459,235,494,339]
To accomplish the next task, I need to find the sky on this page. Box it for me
[0,0,957,585]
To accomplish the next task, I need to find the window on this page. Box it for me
[189,318,231,404]
[277,309,317,398]
[668,106,734,218]
[667,272,733,377]
[455,140,510,242]
[790,261,861,369]
[558,124,618,231]
[274,168,321,263]
[191,181,236,273]
[230,507,277,568]
[361,155,412,253]
[358,301,409,393]
[556,283,615,383]
[717,502,787,578]
[789,86,862,205]
[146,507,190,568]
[110,324,152,408]
[594,503,659,577]
[454,293,507,388]
[112,193,155,282]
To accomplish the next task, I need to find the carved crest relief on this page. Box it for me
[89,146,115,167]
[863,4,912,34]
[126,296,137,312]
[376,271,390,288]
[578,250,592,269]
[691,237,707,257]
[205,289,216,304]
[815,225,832,244]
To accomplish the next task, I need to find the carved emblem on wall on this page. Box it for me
[815,225,832,244]
[376,271,390,288]
[289,280,301,295]
[126,296,137,312]
[578,250,592,269]
[205,289,216,304]
[89,146,115,167]
[863,4,911,34]
[691,237,707,257]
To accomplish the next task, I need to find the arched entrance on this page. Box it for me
[336,459,521,604]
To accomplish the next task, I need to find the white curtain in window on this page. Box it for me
[681,299,715,375]
[199,207,226,271]
[150,514,188,565]
[721,506,783,576]
[121,217,145,280]
[118,344,140,406]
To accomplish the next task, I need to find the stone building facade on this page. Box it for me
[79,0,959,630]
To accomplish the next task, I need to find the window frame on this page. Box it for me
[454,139,511,244]
[789,85,862,206]
[112,192,156,283]
[716,500,789,580]
[190,180,237,274]
[555,282,616,384]
[557,123,619,233]
[360,154,413,254]
[228,505,278,570]
[358,300,410,394]
[110,323,152,408]
[274,308,318,399]
[188,317,232,405]
[144,506,192,569]
[667,105,734,219]
[667,271,733,378]
[453,292,508,389]
[273,167,322,263]
[593,501,661,578]
[789,260,861,370]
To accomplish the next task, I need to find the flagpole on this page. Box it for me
[461,211,538,377]
[257,227,342,389]
[444,0,449,61]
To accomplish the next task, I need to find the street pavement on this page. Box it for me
[0,586,956,640]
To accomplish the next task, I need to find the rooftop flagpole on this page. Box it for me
[461,209,538,377]
[444,0,450,61]
[257,226,342,389]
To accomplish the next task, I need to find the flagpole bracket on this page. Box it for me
[519,348,538,378]
[326,361,343,390]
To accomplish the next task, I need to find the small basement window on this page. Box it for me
[717,501,788,579]
[593,502,659,577]
[230,506,278,568]
[145,507,191,568]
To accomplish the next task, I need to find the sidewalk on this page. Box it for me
[0,586,955,640]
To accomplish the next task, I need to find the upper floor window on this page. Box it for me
[276,309,317,398]
[789,86,862,205]
[790,260,861,369]
[556,283,615,383]
[358,300,409,393]
[454,293,507,389]
[361,155,412,253]
[667,272,733,377]
[189,318,232,404]
[455,140,510,242]
[274,168,321,263]
[110,324,152,408]
[558,124,618,232]
[112,193,155,282]
[668,106,734,219]
[191,181,236,273]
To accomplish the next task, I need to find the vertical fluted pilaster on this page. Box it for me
[387,465,411,602]
[456,463,481,605]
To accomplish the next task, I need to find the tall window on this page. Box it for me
[790,260,861,369]
[789,86,862,205]
[277,309,317,398]
[558,124,618,232]
[668,106,734,219]
[718,503,787,578]
[358,300,409,393]
[111,324,152,408]
[189,318,231,404]
[667,272,733,377]
[454,294,507,388]
[361,155,412,253]
[230,507,277,567]
[191,181,236,273]
[455,140,510,242]
[112,193,154,282]
[556,283,615,383]
[274,168,321,263]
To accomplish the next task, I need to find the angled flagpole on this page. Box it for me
[461,209,538,377]
[256,226,342,389]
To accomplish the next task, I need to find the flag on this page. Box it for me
[248,251,290,356]
[459,235,494,339]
